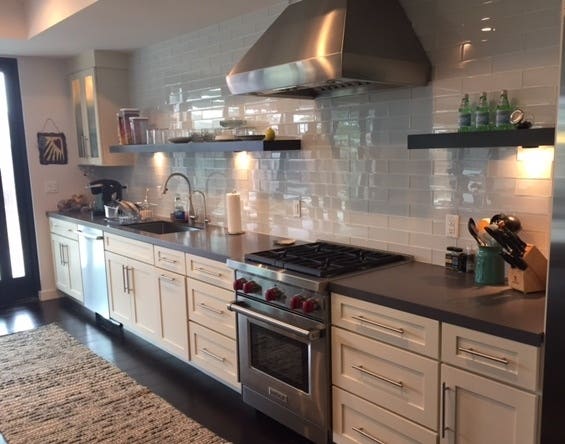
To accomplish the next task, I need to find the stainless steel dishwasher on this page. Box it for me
[77,224,111,320]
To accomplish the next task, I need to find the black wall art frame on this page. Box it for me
[38,131,68,165]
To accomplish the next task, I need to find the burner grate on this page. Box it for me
[245,242,406,277]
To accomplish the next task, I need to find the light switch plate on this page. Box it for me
[445,214,459,238]
[45,180,58,194]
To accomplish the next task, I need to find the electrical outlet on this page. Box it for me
[445,214,459,238]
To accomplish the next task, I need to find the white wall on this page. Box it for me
[18,56,87,300]
[0,0,27,39]
[25,0,98,38]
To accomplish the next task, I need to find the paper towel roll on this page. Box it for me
[226,191,243,234]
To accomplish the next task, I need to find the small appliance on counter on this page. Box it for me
[87,179,126,215]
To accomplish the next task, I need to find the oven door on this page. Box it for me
[229,297,327,428]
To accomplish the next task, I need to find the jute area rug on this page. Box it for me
[0,324,229,444]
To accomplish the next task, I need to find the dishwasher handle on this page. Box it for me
[75,229,104,240]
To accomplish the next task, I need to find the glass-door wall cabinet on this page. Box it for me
[68,50,133,166]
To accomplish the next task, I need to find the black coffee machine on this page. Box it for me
[88,179,125,215]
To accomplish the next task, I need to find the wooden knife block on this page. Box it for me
[507,245,547,293]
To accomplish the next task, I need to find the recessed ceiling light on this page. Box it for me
[481,27,493,32]
[481,17,491,21]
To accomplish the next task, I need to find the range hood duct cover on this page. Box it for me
[226,0,431,99]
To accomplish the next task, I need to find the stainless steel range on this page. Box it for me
[227,242,410,444]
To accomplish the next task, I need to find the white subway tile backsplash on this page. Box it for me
[96,0,561,263]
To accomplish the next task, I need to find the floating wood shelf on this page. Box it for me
[407,127,555,149]
[110,139,301,154]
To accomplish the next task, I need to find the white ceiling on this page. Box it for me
[0,0,283,57]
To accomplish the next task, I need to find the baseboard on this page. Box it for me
[39,289,61,301]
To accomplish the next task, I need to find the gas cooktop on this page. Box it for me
[245,241,407,278]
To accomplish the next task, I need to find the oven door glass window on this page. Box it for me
[249,323,309,393]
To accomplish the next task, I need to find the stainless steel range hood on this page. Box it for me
[226,0,431,99]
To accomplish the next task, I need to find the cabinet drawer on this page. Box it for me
[442,323,541,391]
[332,326,439,429]
[332,293,439,358]
[104,232,154,264]
[189,321,239,390]
[154,245,186,274]
[187,278,236,339]
[49,218,78,240]
[186,254,233,290]
[333,386,437,444]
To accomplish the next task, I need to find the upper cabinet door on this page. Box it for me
[83,72,100,159]
[68,51,133,166]
[71,76,87,160]
[71,69,101,163]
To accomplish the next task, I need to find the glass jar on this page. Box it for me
[474,246,505,285]
[129,117,148,144]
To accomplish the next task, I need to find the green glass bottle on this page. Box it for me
[458,94,472,132]
[495,89,512,130]
[475,92,490,131]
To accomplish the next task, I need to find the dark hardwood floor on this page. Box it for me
[0,297,314,444]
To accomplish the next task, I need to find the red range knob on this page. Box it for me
[242,280,260,293]
[233,278,247,291]
[265,287,283,301]
[302,298,318,314]
[289,295,305,310]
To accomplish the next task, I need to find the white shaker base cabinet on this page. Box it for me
[440,364,538,444]
[333,386,437,444]
[51,233,83,303]
[157,270,188,361]
[105,251,161,343]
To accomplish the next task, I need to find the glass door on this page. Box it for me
[0,58,40,306]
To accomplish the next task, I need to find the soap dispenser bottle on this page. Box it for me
[173,194,186,222]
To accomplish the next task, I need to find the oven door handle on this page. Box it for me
[227,302,323,341]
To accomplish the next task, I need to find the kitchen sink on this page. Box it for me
[125,220,200,234]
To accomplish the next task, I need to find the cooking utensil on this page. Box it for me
[491,213,522,232]
[468,218,487,247]
[501,215,522,232]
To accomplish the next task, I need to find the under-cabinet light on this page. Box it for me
[517,145,554,179]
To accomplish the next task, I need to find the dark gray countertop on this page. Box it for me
[48,211,545,346]
[330,261,545,346]
[48,211,286,262]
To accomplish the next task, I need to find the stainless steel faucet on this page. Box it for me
[161,172,195,224]
[192,190,209,225]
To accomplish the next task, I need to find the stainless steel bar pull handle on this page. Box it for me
[352,427,386,444]
[195,267,221,277]
[352,315,404,335]
[227,302,323,341]
[199,303,223,315]
[441,382,450,438]
[352,365,403,388]
[458,346,509,365]
[125,266,133,294]
[59,244,64,265]
[201,347,225,362]
[158,255,177,264]
[159,274,175,282]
